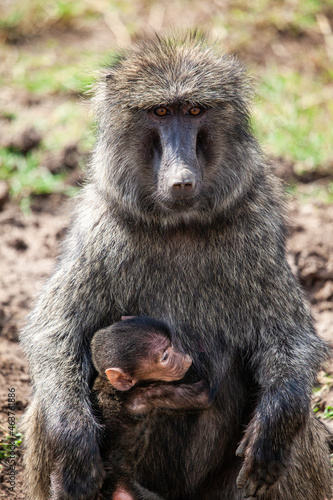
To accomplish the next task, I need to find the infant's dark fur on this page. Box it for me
[91,316,210,500]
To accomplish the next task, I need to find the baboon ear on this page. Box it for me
[105,368,136,391]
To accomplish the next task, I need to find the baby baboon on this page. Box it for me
[91,316,210,500]
[21,32,332,500]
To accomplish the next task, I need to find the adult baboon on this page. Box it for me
[21,33,332,500]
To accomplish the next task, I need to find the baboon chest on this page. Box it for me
[111,230,235,334]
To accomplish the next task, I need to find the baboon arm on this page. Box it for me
[236,322,329,498]
[21,237,115,499]
[125,380,211,415]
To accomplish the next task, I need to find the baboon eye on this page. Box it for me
[154,107,170,117]
[161,350,169,363]
[188,107,203,116]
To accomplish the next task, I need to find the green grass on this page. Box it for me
[253,67,333,170]
[229,0,332,31]
[314,403,333,421]
[290,182,333,204]
[3,46,97,95]
[0,0,98,40]
[0,427,22,461]
[12,58,92,95]
[36,100,95,152]
[0,148,78,211]
[323,406,333,420]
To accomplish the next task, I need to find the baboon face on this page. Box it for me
[135,339,193,383]
[146,103,207,210]
[94,35,256,224]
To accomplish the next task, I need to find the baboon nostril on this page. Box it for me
[170,178,196,198]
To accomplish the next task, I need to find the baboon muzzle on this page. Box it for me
[157,118,202,203]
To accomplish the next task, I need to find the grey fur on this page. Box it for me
[20,32,332,500]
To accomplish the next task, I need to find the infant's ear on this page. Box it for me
[105,368,136,391]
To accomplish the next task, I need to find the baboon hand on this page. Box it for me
[235,436,285,498]
[50,451,105,500]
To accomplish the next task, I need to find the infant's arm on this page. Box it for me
[124,380,210,415]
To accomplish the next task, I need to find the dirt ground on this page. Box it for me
[0,194,70,498]
[0,181,332,498]
[0,8,333,496]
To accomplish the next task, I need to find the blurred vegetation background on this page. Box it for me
[0,0,332,210]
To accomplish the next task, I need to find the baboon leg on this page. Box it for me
[196,417,331,500]
[266,418,332,500]
[20,398,51,500]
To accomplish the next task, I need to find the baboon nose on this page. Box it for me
[170,173,197,199]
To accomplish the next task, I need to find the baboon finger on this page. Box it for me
[236,462,251,489]
[236,441,247,458]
